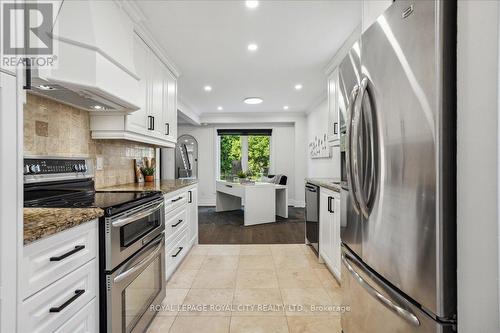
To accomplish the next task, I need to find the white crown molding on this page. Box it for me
[324,24,361,75]
[121,0,181,78]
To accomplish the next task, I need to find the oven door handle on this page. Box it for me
[112,201,164,228]
[113,234,164,284]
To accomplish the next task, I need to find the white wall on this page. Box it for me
[178,121,306,206]
[306,98,339,179]
[457,1,500,331]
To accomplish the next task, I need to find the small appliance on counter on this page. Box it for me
[23,156,166,333]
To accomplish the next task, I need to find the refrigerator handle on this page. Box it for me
[352,77,377,219]
[341,253,421,327]
[345,84,361,214]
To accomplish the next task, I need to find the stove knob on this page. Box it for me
[73,164,80,172]
[79,164,86,172]
[30,164,40,173]
[24,165,30,174]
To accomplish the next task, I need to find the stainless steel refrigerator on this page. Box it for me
[340,1,456,332]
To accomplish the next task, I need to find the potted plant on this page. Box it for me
[141,167,155,182]
[237,171,247,183]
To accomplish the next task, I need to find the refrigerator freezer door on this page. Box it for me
[358,0,455,318]
[341,246,453,333]
[339,41,363,258]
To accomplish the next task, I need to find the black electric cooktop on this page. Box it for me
[24,178,162,216]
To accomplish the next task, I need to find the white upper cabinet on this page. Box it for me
[327,68,340,145]
[91,32,178,148]
[362,0,393,32]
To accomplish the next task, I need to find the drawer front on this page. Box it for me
[20,259,97,333]
[166,228,188,279]
[216,182,244,198]
[22,220,97,299]
[165,206,188,242]
[54,299,97,333]
[164,191,188,214]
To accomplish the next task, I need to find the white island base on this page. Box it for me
[216,180,288,226]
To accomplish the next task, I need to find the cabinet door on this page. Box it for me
[125,34,149,134]
[188,187,198,245]
[332,195,341,279]
[163,68,177,142]
[327,68,340,145]
[319,190,332,264]
[148,54,165,138]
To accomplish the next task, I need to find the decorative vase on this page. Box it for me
[145,175,154,182]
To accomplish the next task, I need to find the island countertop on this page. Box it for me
[97,179,198,194]
[24,207,103,245]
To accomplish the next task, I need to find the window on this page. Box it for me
[218,129,271,180]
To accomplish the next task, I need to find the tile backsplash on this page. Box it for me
[24,94,156,188]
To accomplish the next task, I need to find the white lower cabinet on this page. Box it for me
[54,299,97,333]
[319,187,341,280]
[164,184,198,280]
[20,220,99,333]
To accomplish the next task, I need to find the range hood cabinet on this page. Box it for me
[33,0,140,113]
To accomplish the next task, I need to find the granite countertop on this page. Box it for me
[24,208,103,245]
[306,178,342,192]
[97,179,198,194]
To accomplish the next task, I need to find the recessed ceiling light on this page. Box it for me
[245,1,259,9]
[38,84,55,90]
[244,97,263,105]
[294,84,303,90]
[217,106,223,111]
[93,105,103,110]
[283,105,289,110]
[247,43,258,52]
[204,85,212,92]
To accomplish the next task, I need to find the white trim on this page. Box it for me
[122,0,181,78]
[178,100,201,125]
[200,112,306,125]
[51,35,140,80]
[324,24,361,75]
[91,130,176,148]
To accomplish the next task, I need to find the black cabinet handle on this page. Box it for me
[23,58,32,90]
[172,219,183,227]
[49,289,85,313]
[226,185,233,188]
[328,197,334,213]
[152,116,155,130]
[172,247,183,258]
[147,116,153,130]
[333,122,338,135]
[165,123,170,135]
[171,196,182,203]
[188,190,192,203]
[50,245,85,262]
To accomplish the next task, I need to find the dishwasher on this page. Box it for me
[305,182,320,254]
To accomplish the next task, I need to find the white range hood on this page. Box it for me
[33,0,140,112]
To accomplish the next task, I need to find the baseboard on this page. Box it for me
[198,199,216,206]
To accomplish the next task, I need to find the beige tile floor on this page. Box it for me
[147,244,344,333]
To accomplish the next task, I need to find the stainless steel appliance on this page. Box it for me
[305,182,320,253]
[340,1,456,332]
[23,156,167,333]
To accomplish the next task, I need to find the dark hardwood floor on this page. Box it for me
[198,206,305,244]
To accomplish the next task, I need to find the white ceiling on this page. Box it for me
[136,0,361,115]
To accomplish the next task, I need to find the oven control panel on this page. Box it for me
[24,158,88,175]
